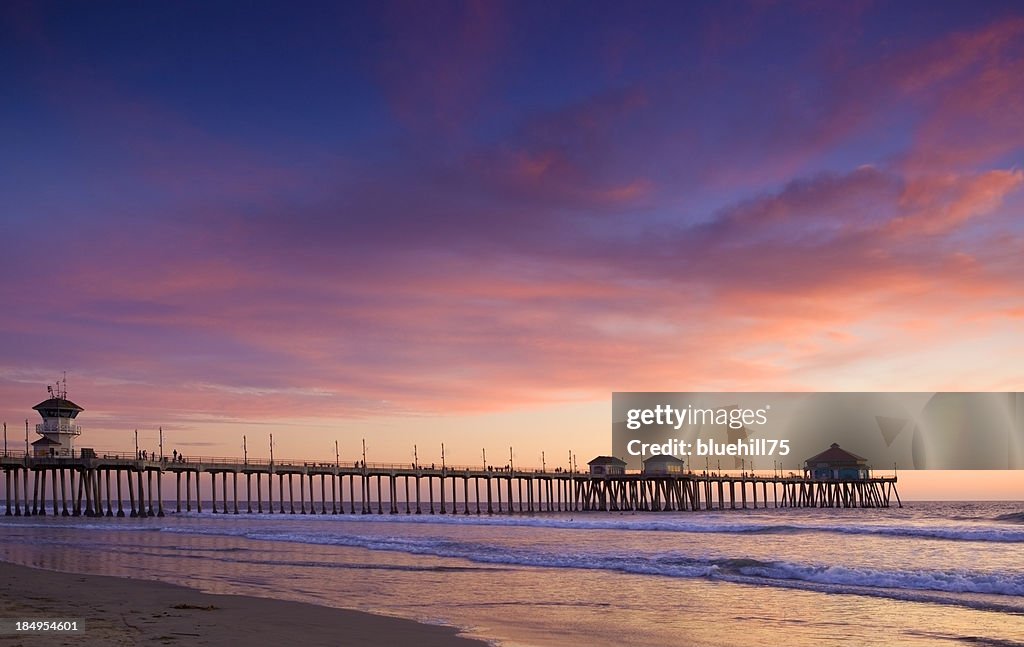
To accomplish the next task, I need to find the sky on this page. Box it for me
[1,1,1023,499]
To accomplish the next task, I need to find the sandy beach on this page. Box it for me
[0,561,485,647]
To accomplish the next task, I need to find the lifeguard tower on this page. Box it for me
[31,376,83,458]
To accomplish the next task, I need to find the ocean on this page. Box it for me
[1,501,1022,646]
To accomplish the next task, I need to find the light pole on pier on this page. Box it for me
[159,427,164,461]
[482,448,486,470]
[134,429,138,459]
[269,433,274,466]
[335,440,339,468]
[3,422,6,457]
[541,451,545,473]
[25,419,29,454]
[509,446,513,473]
[440,443,445,471]
[414,444,418,469]
[243,435,248,465]
[362,438,367,471]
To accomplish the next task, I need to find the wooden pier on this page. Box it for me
[0,451,901,518]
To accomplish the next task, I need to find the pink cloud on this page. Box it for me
[893,18,1024,171]
[892,170,1024,235]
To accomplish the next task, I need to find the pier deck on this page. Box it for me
[1,452,900,518]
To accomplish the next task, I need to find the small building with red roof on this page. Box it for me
[804,443,869,480]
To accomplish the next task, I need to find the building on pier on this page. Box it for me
[30,436,62,457]
[587,456,626,475]
[642,454,685,475]
[31,379,83,458]
[804,443,869,480]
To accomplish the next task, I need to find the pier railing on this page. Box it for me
[1,451,562,473]
[2,449,902,517]
[1,449,898,479]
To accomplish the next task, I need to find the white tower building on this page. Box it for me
[31,377,83,458]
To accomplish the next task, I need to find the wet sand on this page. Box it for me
[0,561,487,646]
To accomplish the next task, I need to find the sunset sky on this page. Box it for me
[2,2,1022,498]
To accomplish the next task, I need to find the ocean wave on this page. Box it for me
[220,511,1024,543]
[823,523,1024,543]
[471,514,1024,543]
[725,560,1024,597]
[994,512,1024,524]
[155,526,1024,601]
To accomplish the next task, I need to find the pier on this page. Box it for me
[1,385,901,518]
[0,451,901,518]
